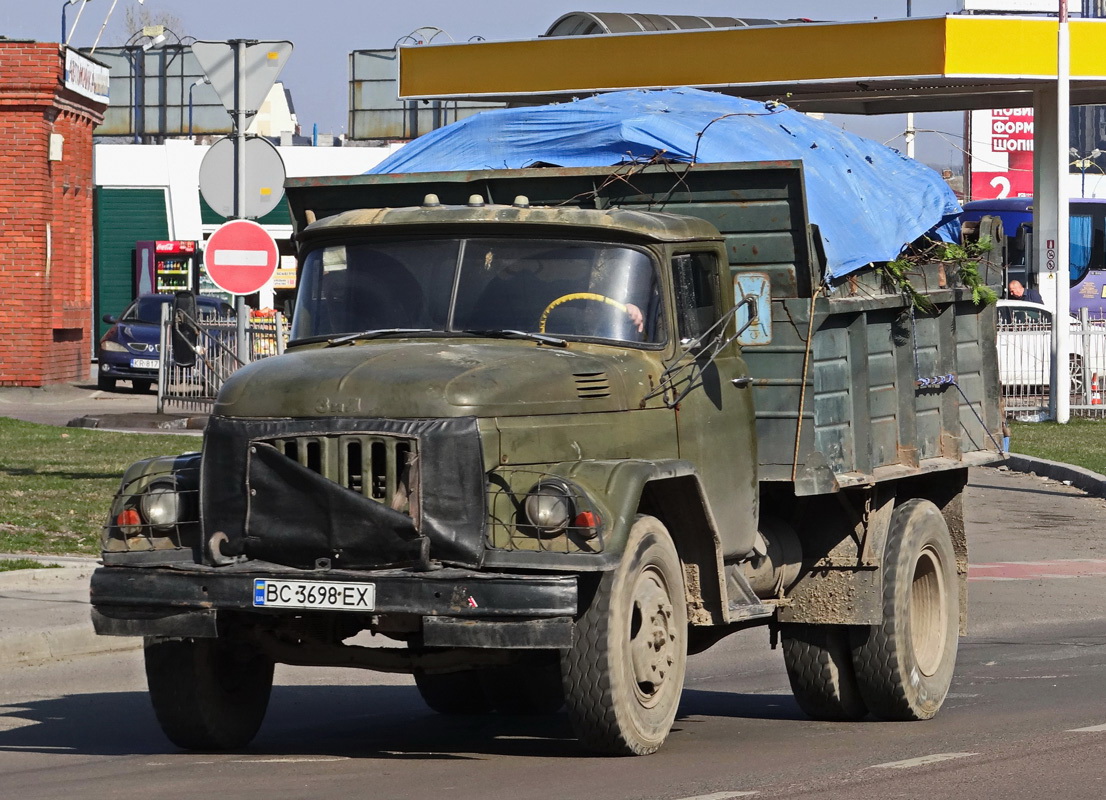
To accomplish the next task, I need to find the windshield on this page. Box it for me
[291,238,664,345]
[125,296,172,324]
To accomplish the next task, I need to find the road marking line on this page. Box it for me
[228,757,349,763]
[870,753,977,769]
[671,792,758,800]
[969,559,1106,581]
[1068,723,1106,732]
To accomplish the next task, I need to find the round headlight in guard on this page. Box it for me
[139,481,183,531]
[522,479,576,537]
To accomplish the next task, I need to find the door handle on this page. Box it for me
[731,376,753,389]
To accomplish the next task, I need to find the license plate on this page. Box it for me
[130,358,159,370]
[252,579,376,611]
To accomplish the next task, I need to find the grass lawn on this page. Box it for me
[1009,418,1106,475]
[0,418,199,557]
[0,558,59,571]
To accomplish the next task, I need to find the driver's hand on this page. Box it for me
[625,303,644,333]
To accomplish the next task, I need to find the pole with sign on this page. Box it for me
[203,220,280,298]
[192,39,293,363]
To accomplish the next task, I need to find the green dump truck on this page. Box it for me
[91,161,1003,756]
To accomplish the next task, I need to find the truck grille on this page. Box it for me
[262,434,416,508]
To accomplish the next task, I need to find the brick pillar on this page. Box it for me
[0,42,105,386]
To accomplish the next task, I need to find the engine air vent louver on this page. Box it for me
[574,371,611,399]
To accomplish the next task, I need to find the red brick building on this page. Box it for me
[0,41,107,386]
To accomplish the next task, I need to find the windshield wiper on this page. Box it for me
[462,329,568,348]
[325,328,436,347]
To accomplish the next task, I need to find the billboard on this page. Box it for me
[968,107,1035,200]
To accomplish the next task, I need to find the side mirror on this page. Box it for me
[171,291,199,368]
[102,314,118,324]
[733,272,773,346]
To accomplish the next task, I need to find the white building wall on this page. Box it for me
[94,140,405,306]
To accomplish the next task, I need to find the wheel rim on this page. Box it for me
[627,564,677,709]
[910,544,948,677]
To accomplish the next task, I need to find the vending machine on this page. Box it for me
[135,240,199,295]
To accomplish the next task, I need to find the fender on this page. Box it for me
[103,451,202,565]
[485,458,731,626]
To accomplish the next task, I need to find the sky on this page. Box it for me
[3,0,974,166]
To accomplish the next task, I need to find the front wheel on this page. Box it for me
[849,499,959,720]
[561,515,687,756]
[144,636,274,750]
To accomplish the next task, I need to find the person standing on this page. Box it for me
[1008,279,1043,304]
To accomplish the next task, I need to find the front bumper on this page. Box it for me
[90,562,578,648]
[98,356,158,381]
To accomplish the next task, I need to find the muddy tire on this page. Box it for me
[144,636,273,750]
[561,515,687,756]
[781,623,868,721]
[849,498,959,720]
[413,668,494,714]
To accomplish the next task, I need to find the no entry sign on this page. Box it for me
[204,220,279,295]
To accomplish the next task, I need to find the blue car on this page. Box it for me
[97,293,233,392]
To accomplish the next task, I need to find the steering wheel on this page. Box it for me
[538,292,628,334]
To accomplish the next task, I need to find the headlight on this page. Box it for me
[523,479,575,536]
[139,481,183,531]
[100,340,128,353]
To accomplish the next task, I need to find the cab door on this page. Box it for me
[668,250,758,559]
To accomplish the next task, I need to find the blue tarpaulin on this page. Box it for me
[369,88,962,280]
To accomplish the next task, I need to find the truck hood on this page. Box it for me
[214,340,660,419]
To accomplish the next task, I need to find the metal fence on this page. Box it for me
[157,306,287,415]
[999,311,1106,419]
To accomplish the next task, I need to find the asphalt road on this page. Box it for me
[3,467,1106,800]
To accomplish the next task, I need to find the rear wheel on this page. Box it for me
[413,667,494,715]
[849,499,959,720]
[561,515,687,755]
[781,623,868,721]
[481,656,565,715]
[144,636,274,750]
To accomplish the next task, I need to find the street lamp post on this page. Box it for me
[188,77,210,139]
[1072,149,1104,196]
[61,0,92,46]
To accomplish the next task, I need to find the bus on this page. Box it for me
[960,197,1106,317]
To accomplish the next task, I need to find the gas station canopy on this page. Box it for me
[397,15,1106,114]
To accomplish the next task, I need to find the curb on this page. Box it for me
[0,557,95,589]
[1004,452,1106,498]
[0,626,141,668]
[66,414,207,431]
[0,559,141,667]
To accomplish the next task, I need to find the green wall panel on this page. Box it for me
[93,187,169,338]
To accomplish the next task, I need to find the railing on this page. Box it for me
[999,311,1106,419]
[157,305,287,415]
